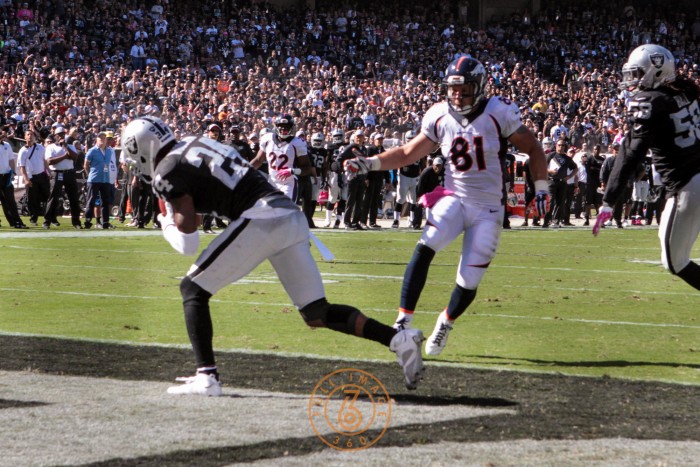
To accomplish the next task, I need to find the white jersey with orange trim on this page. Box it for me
[259,133,308,188]
[421,96,521,207]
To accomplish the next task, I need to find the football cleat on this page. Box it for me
[390,328,425,390]
[167,372,222,396]
[393,315,413,331]
[425,319,453,356]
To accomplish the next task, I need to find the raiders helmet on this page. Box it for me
[311,132,325,148]
[331,128,344,144]
[620,44,676,94]
[121,116,176,183]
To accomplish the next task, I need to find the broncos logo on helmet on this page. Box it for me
[274,114,295,142]
[444,56,488,116]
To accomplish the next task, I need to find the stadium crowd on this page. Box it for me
[0,0,699,230]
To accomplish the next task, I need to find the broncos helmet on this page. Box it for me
[444,56,488,115]
[620,44,676,94]
[331,128,344,144]
[311,132,325,148]
[121,116,176,183]
[274,114,295,141]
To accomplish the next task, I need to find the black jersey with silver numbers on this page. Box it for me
[308,146,328,173]
[152,136,285,220]
[400,160,421,178]
[605,83,700,203]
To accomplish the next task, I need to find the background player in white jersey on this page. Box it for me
[251,114,311,202]
[594,44,700,291]
[346,56,549,356]
[121,117,425,395]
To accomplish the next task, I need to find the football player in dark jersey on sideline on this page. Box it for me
[594,44,700,291]
[307,132,329,226]
[121,117,425,395]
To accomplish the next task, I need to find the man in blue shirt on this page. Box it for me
[83,132,116,229]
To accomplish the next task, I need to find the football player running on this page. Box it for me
[594,44,700,291]
[346,56,548,356]
[121,117,425,396]
[250,114,311,202]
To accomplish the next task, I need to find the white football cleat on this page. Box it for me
[167,372,222,396]
[390,328,425,390]
[425,319,453,356]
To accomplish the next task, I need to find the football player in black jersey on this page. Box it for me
[307,132,329,227]
[594,44,700,291]
[121,117,425,395]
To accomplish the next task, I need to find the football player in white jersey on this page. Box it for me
[347,56,549,356]
[251,114,311,202]
[121,117,425,395]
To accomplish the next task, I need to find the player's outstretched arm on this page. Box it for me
[509,125,549,217]
[346,133,438,174]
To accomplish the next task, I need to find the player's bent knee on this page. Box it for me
[299,298,330,328]
[180,276,211,304]
[299,299,360,334]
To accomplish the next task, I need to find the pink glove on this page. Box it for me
[277,168,293,181]
[418,185,454,208]
[592,205,614,236]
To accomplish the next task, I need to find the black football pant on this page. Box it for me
[297,176,315,227]
[0,173,22,226]
[44,170,82,227]
[27,172,50,223]
[360,176,383,225]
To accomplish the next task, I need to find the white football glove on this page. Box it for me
[344,157,370,175]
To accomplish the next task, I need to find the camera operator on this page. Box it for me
[43,126,83,229]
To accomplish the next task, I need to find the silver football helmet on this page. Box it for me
[311,132,325,148]
[331,128,344,144]
[542,137,554,152]
[121,116,176,183]
[404,129,417,143]
[620,44,676,94]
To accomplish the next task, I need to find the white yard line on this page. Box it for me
[1,285,698,330]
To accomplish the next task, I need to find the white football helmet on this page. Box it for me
[542,137,554,152]
[311,132,325,148]
[121,116,176,183]
[620,44,676,94]
[404,130,417,143]
[331,128,344,144]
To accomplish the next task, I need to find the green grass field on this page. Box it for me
[1,224,698,385]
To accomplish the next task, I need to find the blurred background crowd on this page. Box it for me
[0,0,698,229]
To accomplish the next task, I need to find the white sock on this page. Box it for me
[396,311,413,323]
[440,310,455,326]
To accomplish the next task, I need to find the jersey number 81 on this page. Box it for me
[449,136,486,172]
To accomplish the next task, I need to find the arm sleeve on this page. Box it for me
[602,135,646,205]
